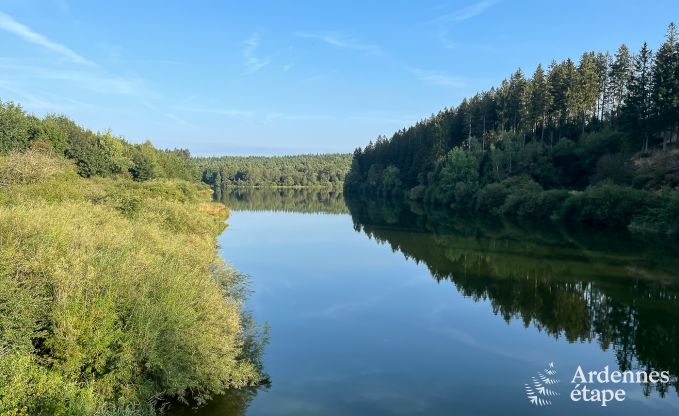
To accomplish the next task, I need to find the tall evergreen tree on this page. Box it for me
[652,22,679,150]
[596,52,612,121]
[609,44,633,117]
[528,64,552,141]
[575,52,602,135]
[507,69,527,132]
[625,42,655,152]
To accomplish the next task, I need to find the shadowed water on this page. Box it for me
[169,188,679,415]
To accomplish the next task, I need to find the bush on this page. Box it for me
[629,190,679,235]
[501,189,569,219]
[0,149,74,187]
[475,176,542,215]
[561,184,654,226]
[475,183,511,214]
[0,153,265,415]
[591,153,633,185]
[408,185,426,201]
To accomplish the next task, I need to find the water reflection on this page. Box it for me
[167,387,260,416]
[172,190,679,415]
[345,196,679,397]
[217,187,347,214]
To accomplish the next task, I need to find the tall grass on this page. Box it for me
[0,150,265,415]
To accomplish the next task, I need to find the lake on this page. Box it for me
[170,188,679,415]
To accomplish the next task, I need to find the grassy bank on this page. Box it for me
[0,149,265,415]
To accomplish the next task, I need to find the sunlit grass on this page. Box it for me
[0,150,264,415]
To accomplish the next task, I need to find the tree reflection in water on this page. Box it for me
[346,196,679,397]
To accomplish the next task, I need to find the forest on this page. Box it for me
[345,23,679,235]
[197,154,352,189]
[0,108,267,415]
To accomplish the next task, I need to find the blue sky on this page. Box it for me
[0,1,676,155]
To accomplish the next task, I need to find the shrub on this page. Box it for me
[0,149,74,187]
[475,183,510,214]
[475,176,542,215]
[408,185,426,201]
[501,189,569,219]
[0,153,265,415]
[629,190,679,235]
[561,184,654,226]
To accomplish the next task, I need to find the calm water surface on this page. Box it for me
[171,189,679,415]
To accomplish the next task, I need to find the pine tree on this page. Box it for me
[562,59,577,124]
[625,42,654,152]
[652,22,679,150]
[596,52,612,121]
[508,69,527,132]
[547,60,567,141]
[609,44,633,118]
[575,52,601,135]
[529,64,552,142]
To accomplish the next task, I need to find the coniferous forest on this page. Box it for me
[345,23,679,235]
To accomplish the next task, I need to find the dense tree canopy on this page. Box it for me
[345,23,679,234]
[0,101,198,182]
[197,154,352,189]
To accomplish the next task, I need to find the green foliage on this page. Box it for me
[408,185,426,201]
[629,190,679,234]
[426,147,480,207]
[502,189,569,218]
[475,183,511,215]
[345,23,679,235]
[0,152,265,415]
[0,101,34,153]
[562,184,654,226]
[197,154,351,189]
[0,102,197,182]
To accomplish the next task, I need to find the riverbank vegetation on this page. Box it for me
[197,154,351,190]
[345,23,679,235]
[0,114,266,413]
[0,101,198,183]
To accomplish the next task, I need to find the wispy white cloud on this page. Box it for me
[0,60,143,96]
[431,1,495,49]
[0,12,147,100]
[0,11,95,66]
[243,32,271,73]
[296,32,383,56]
[409,68,466,87]
[438,1,494,23]
[0,80,88,112]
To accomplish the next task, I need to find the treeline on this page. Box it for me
[0,100,198,181]
[345,23,679,234]
[197,154,352,188]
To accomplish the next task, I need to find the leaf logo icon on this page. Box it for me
[525,362,561,406]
